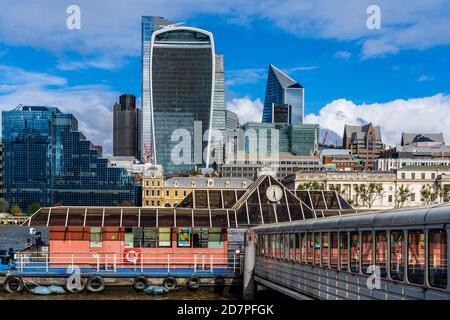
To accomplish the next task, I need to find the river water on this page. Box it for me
[0,226,286,301]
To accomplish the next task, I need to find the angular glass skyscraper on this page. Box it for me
[2,106,141,211]
[261,64,304,125]
[144,25,216,173]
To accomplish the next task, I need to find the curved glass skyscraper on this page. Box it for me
[145,26,216,173]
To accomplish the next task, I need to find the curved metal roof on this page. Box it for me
[252,203,450,233]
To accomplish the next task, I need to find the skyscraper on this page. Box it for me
[211,54,226,142]
[2,106,141,210]
[113,94,141,159]
[144,25,216,173]
[141,16,173,163]
[225,110,239,130]
[261,64,304,125]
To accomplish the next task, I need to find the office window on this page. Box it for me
[289,234,296,261]
[390,231,405,281]
[421,173,426,180]
[314,233,321,265]
[330,232,338,269]
[411,193,416,202]
[361,232,372,275]
[193,228,208,248]
[428,230,447,288]
[307,233,314,264]
[158,228,172,247]
[407,230,425,285]
[411,173,415,179]
[375,231,387,278]
[124,228,134,248]
[90,227,102,248]
[322,233,329,267]
[301,233,307,263]
[350,232,360,273]
[401,173,406,179]
[340,232,349,271]
[208,228,225,248]
[388,195,393,202]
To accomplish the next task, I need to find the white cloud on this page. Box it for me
[304,94,450,147]
[225,68,266,86]
[0,65,117,155]
[226,96,263,124]
[334,50,352,60]
[0,0,448,65]
[416,74,434,82]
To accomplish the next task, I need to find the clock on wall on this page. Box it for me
[266,185,283,202]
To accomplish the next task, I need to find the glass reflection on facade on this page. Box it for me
[150,27,215,173]
[262,64,304,125]
[2,106,141,210]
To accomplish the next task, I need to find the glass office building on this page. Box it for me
[261,64,304,125]
[149,26,216,173]
[2,106,141,211]
[141,16,173,163]
[242,122,318,156]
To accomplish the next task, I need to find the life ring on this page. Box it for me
[123,248,141,263]
[162,277,177,291]
[86,276,105,293]
[65,276,85,293]
[186,275,200,290]
[4,275,24,293]
[133,276,149,291]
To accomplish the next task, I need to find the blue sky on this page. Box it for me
[0,0,449,153]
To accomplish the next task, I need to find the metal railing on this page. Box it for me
[13,251,242,275]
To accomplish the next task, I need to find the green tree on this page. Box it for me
[438,185,450,203]
[296,181,325,191]
[354,183,384,209]
[328,184,342,193]
[10,205,22,216]
[394,184,412,208]
[420,184,435,205]
[0,199,9,213]
[27,202,41,215]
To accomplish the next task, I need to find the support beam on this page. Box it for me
[243,229,256,300]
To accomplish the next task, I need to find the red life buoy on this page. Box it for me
[123,248,141,263]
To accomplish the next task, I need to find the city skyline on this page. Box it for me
[0,1,449,154]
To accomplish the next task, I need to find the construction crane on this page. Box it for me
[322,130,329,145]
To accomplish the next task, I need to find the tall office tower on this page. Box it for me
[211,54,226,141]
[261,64,304,124]
[225,110,239,130]
[141,16,173,163]
[113,94,141,159]
[147,26,216,174]
[2,106,141,211]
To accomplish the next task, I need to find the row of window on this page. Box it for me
[143,200,178,207]
[256,229,448,289]
[144,189,188,198]
[400,172,437,180]
[90,227,225,249]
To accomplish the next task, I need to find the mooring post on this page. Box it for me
[243,229,256,300]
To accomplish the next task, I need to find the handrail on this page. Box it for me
[12,251,241,275]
